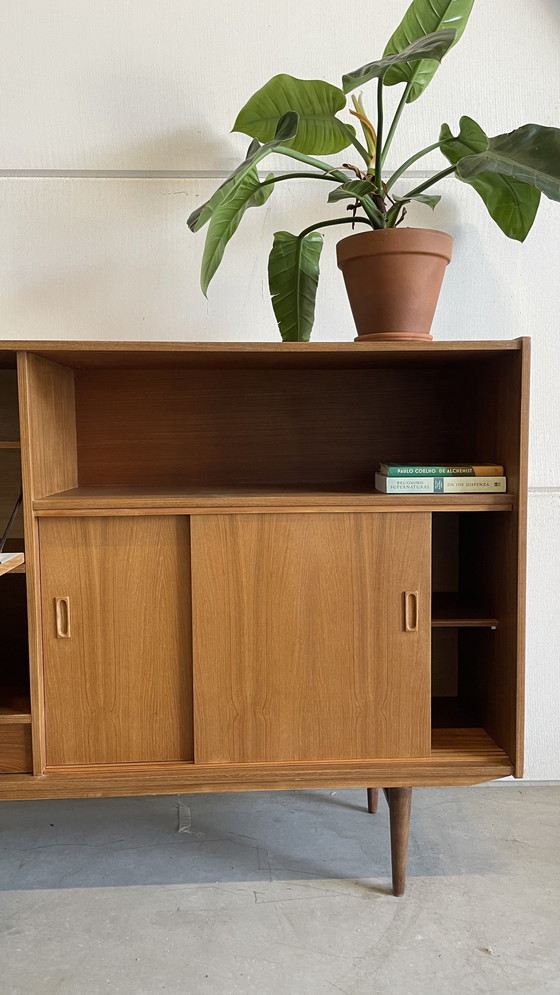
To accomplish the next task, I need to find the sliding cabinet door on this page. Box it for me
[191,513,431,764]
[40,516,192,766]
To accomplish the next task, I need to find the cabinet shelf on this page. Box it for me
[0,553,25,576]
[0,728,513,791]
[0,441,20,449]
[431,593,499,628]
[33,485,515,513]
[0,688,31,724]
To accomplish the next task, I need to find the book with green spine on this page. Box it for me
[378,463,504,477]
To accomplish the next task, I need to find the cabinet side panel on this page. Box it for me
[18,351,79,770]
[40,516,193,765]
[191,513,431,763]
[21,354,77,499]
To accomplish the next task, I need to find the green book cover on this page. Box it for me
[378,463,504,477]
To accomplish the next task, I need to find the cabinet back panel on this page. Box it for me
[0,370,22,538]
[0,575,29,688]
[0,370,19,441]
[74,367,481,488]
[432,514,459,593]
[0,449,23,541]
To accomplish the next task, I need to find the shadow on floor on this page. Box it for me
[0,787,508,890]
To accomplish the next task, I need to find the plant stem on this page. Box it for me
[298,216,375,239]
[385,203,401,228]
[339,123,371,166]
[402,165,455,199]
[375,79,384,194]
[380,82,413,168]
[257,171,345,189]
[386,141,445,191]
[275,146,349,182]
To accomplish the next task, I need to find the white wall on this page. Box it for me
[1,0,558,778]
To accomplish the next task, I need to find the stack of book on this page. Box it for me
[374,463,507,493]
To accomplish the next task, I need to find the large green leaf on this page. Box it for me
[327,179,385,227]
[233,74,354,156]
[383,0,475,101]
[343,29,456,94]
[200,168,274,294]
[268,231,324,341]
[440,116,541,241]
[456,123,560,203]
[187,112,297,232]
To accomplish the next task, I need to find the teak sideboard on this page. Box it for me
[0,339,529,895]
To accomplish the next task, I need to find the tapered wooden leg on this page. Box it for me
[366,788,379,814]
[383,787,412,896]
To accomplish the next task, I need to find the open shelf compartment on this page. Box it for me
[431,510,521,770]
[0,688,31,724]
[431,592,499,628]
[23,345,523,512]
[0,365,32,773]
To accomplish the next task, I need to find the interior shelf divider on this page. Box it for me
[431,592,499,628]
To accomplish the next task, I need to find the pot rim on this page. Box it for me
[336,226,453,266]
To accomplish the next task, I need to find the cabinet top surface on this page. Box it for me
[0,338,529,369]
[0,338,526,352]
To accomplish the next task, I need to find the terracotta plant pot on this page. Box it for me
[336,228,453,342]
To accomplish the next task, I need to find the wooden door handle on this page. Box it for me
[404,591,418,632]
[55,597,71,638]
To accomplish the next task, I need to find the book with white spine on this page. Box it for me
[374,472,507,494]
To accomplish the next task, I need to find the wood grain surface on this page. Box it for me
[0,727,513,800]
[40,516,193,765]
[0,553,25,576]
[192,513,431,763]
[72,365,504,491]
[0,340,524,369]
[0,725,32,773]
[33,486,514,514]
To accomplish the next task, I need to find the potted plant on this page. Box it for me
[188,0,560,342]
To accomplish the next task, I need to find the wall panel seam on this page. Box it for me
[0,168,438,181]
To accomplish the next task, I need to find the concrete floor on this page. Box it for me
[0,786,558,995]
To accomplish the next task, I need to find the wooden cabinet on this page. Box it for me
[0,339,530,894]
[192,512,431,763]
[39,516,193,766]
